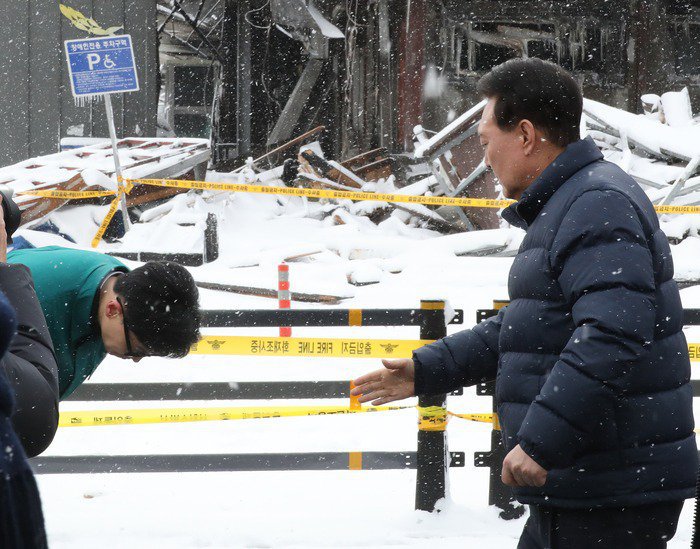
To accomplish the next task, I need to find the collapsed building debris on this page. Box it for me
[6,94,698,294]
[0,137,210,228]
[201,92,700,249]
[583,91,700,215]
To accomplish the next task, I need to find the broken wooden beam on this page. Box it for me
[194,280,351,304]
[300,149,364,188]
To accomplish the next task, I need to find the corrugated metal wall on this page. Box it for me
[0,0,158,167]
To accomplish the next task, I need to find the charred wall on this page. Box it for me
[423,0,699,134]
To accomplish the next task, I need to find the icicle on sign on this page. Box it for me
[63,35,140,103]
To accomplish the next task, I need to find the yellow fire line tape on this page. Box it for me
[190,337,700,361]
[417,406,448,431]
[126,177,700,214]
[190,335,433,358]
[59,404,504,430]
[59,404,412,427]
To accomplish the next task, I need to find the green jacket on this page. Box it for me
[7,246,128,399]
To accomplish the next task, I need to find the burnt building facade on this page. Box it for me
[423,0,699,135]
[206,0,698,164]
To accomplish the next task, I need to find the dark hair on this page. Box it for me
[114,261,201,358]
[477,57,583,147]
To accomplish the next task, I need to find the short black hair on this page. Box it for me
[477,57,582,147]
[114,261,201,358]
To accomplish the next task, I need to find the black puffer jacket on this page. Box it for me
[414,137,697,508]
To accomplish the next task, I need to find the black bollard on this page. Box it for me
[204,213,219,263]
[415,300,448,512]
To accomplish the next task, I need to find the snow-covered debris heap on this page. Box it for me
[222,139,471,237]
[583,88,700,243]
[0,137,209,228]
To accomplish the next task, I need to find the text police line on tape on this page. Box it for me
[127,178,700,214]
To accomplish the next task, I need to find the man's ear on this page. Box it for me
[105,300,123,319]
[518,119,537,156]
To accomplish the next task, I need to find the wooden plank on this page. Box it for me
[341,148,388,171]
[194,280,351,305]
[352,158,394,181]
[301,149,363,188]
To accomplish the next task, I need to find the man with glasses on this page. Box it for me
[4,246,201,456]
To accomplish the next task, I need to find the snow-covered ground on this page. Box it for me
[15,176,700,548]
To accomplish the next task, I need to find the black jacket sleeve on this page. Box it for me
[413,307,504,395]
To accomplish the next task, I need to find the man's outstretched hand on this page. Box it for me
[350,358,416,405]
[502,444,547,487]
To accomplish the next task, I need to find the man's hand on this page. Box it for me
[0,195,7,263]
[350,358,415,405]
[502,444,547,487]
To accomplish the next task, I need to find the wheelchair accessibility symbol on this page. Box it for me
[86,53,116,70]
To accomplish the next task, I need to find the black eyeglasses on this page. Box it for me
[116,297,147,358]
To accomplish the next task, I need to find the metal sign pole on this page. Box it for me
[104,94,131,231]
[65,34,140,238]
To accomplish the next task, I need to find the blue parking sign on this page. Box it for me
[64,34,140,97]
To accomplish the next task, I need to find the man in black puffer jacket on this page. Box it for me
[352,58,697,548]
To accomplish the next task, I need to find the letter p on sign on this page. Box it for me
[87,53,101,70]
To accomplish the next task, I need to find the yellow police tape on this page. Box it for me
[18,183,135,248]
[654,205,700,214]
[90,190,124,248]
[129,178,514,208]
[18,181,134,201]
[128,177,700,214]
[16,177,700,214]
[17,189,117,199]
[191,335,433,358]
[59,404,412,427]
[21,176,700,249]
